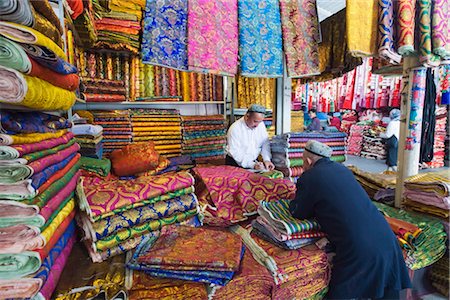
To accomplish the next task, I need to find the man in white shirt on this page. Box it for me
[226,104,275,170]
[380,108,400,171]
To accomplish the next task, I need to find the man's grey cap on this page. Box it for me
[305,140,332,158]
[248,104,266,114]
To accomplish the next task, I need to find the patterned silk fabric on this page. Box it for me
[278,0,320,77]
[238,0,283,77]
[78,171,194,219]
[194,166,296,225]
[236,76,276,110]
[346,0,378,57]
[110,142,160,176]
[397,0,416,55]
[141,0,188,70]
[187,0,238,75]
[378,0,402,64]
[431,0,450,58]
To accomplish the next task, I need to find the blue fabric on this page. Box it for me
[31,153,77,190]
[238,0,283,77]
[141,0,188,70]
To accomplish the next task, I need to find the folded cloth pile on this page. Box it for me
[127,226,244,286]
[0,21,78,110]
[128,270,208,300]
[340,110,358,134]
[79,156,111,178]
[92,110,132,157]
[53,241,127,300]
[271,132,347,178]
[75,170,199,262]
[70,123,104,159]
[403,171,450,219]
[81,77,127,102]
[346,124,370,155]
[348,166,397,205]
[429,255,449,297]
[131,108,182,158]
[181,115,226,162]
[265,113,276,138]
[252,199,325,250]
[110,142,160,176]
[360,126,387,160]
[93,0,145,52]
[374,202,447,270]
[423,106,447,169]
[194,166,296,226]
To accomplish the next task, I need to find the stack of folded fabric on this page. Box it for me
[71,124,103,159]
[0,111,80,299]
[131,108,182,157]
[423,106,447,169]
[271,132,347,178]
[81,78,127,102]
[91,110,132,157]
[193,166,296,226]
[340,110,358,134]
[290,110,304,133]
[265,112,276,138]
[374,202,447,270]
[403,171,449,220]
[79,156,111,179]
[93,0,145,52]
[360,126,387,160]
[429,256,449,297]
[128,270,208,300]
[348,166,397,205]
[0,21,78,110]
[75,171,198,262]
[53,242,127,300]
[127,226,244,286]
[181,115,227,162]
[347,124,370,156]
[252,199,325,250]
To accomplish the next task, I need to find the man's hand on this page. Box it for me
[254,161,264,170]
[263,160,275,171]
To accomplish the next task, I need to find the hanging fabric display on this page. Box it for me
[346,0,378,57]
[405,68,427,150]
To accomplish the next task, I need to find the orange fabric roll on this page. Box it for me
[110,142,160,176]
[28,58,79,91]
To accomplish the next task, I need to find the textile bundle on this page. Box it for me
[374,202,447,270]
[193,165,296,226]
[75,171,199,262]
[252,199,325,250]
[429,256,449,297]
[290,111,304,133]
[346,0,378,57]
[360,126,387,160]
[131,108,182,158]
[403,171,450,219]
[181,115,226,162]
[70,123,104,159]
[128,226,244,286]
[422,106,447,169]
[346,124,370,156]
[236,75,276,110]
[81,77,126,102]
[91,110,132,157]
[271,132,347,178]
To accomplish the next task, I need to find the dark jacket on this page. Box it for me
[289,158,411,299]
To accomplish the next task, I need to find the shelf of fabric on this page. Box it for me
[74,101,225,110]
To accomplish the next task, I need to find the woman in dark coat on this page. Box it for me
[289,140,411,299]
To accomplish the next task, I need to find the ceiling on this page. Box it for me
[316,0,346,22]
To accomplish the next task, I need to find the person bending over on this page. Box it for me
[226,104,274,170]
[289,140,411,299]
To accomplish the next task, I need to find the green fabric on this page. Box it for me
[20,164,79,208]
[22,139,76,162]
[306,288,328,300]
[0,164,33,183]
[0,251,41,279]
[40,193,74,231]
[95,209,198,251]
[0,146,20,160]
[374,202,447,270]
[290,155,346,167]
[260,170,284,179]
[0,36,31,73]
[93,186,195,222]
[79,157,111,177]
[0,213,45,228]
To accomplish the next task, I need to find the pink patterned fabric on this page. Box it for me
[28,143,80,174]
[187,0,238,75]
[38,235,75,300]
[7,133,74,157]
[194,166,296,225]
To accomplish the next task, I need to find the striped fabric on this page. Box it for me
[405,171,450,196]
[258,199,320,235]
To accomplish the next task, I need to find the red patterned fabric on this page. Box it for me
[110,142,160,176]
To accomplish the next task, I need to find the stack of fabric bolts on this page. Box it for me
[252,199,326,250]
[374,203,447,270]
[424,106,447,169]
[81,78,127,102]
[347,124,370,155]
[131,109,182,157]
[75,170,198,262]
[271,132,347,178]
[128,226,244,286]
[181,115,227,162]
[360,126,386,160]
[403,171,449,220]
[91,110,132,157]
[0,111,79,299]
[429,256,449,298]
[70,124,103,159]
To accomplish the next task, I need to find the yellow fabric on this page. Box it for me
[236,76,276,110]
[0,130,67,145]
[75,111,95,124]
[181,72,190,101]
[0,21,67,60]
[154,144,182,151]
[41,199,75,243]
[404,200,449,219]
[132,126,181,132]
[346,0,378,57]
[405,171,450,197]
